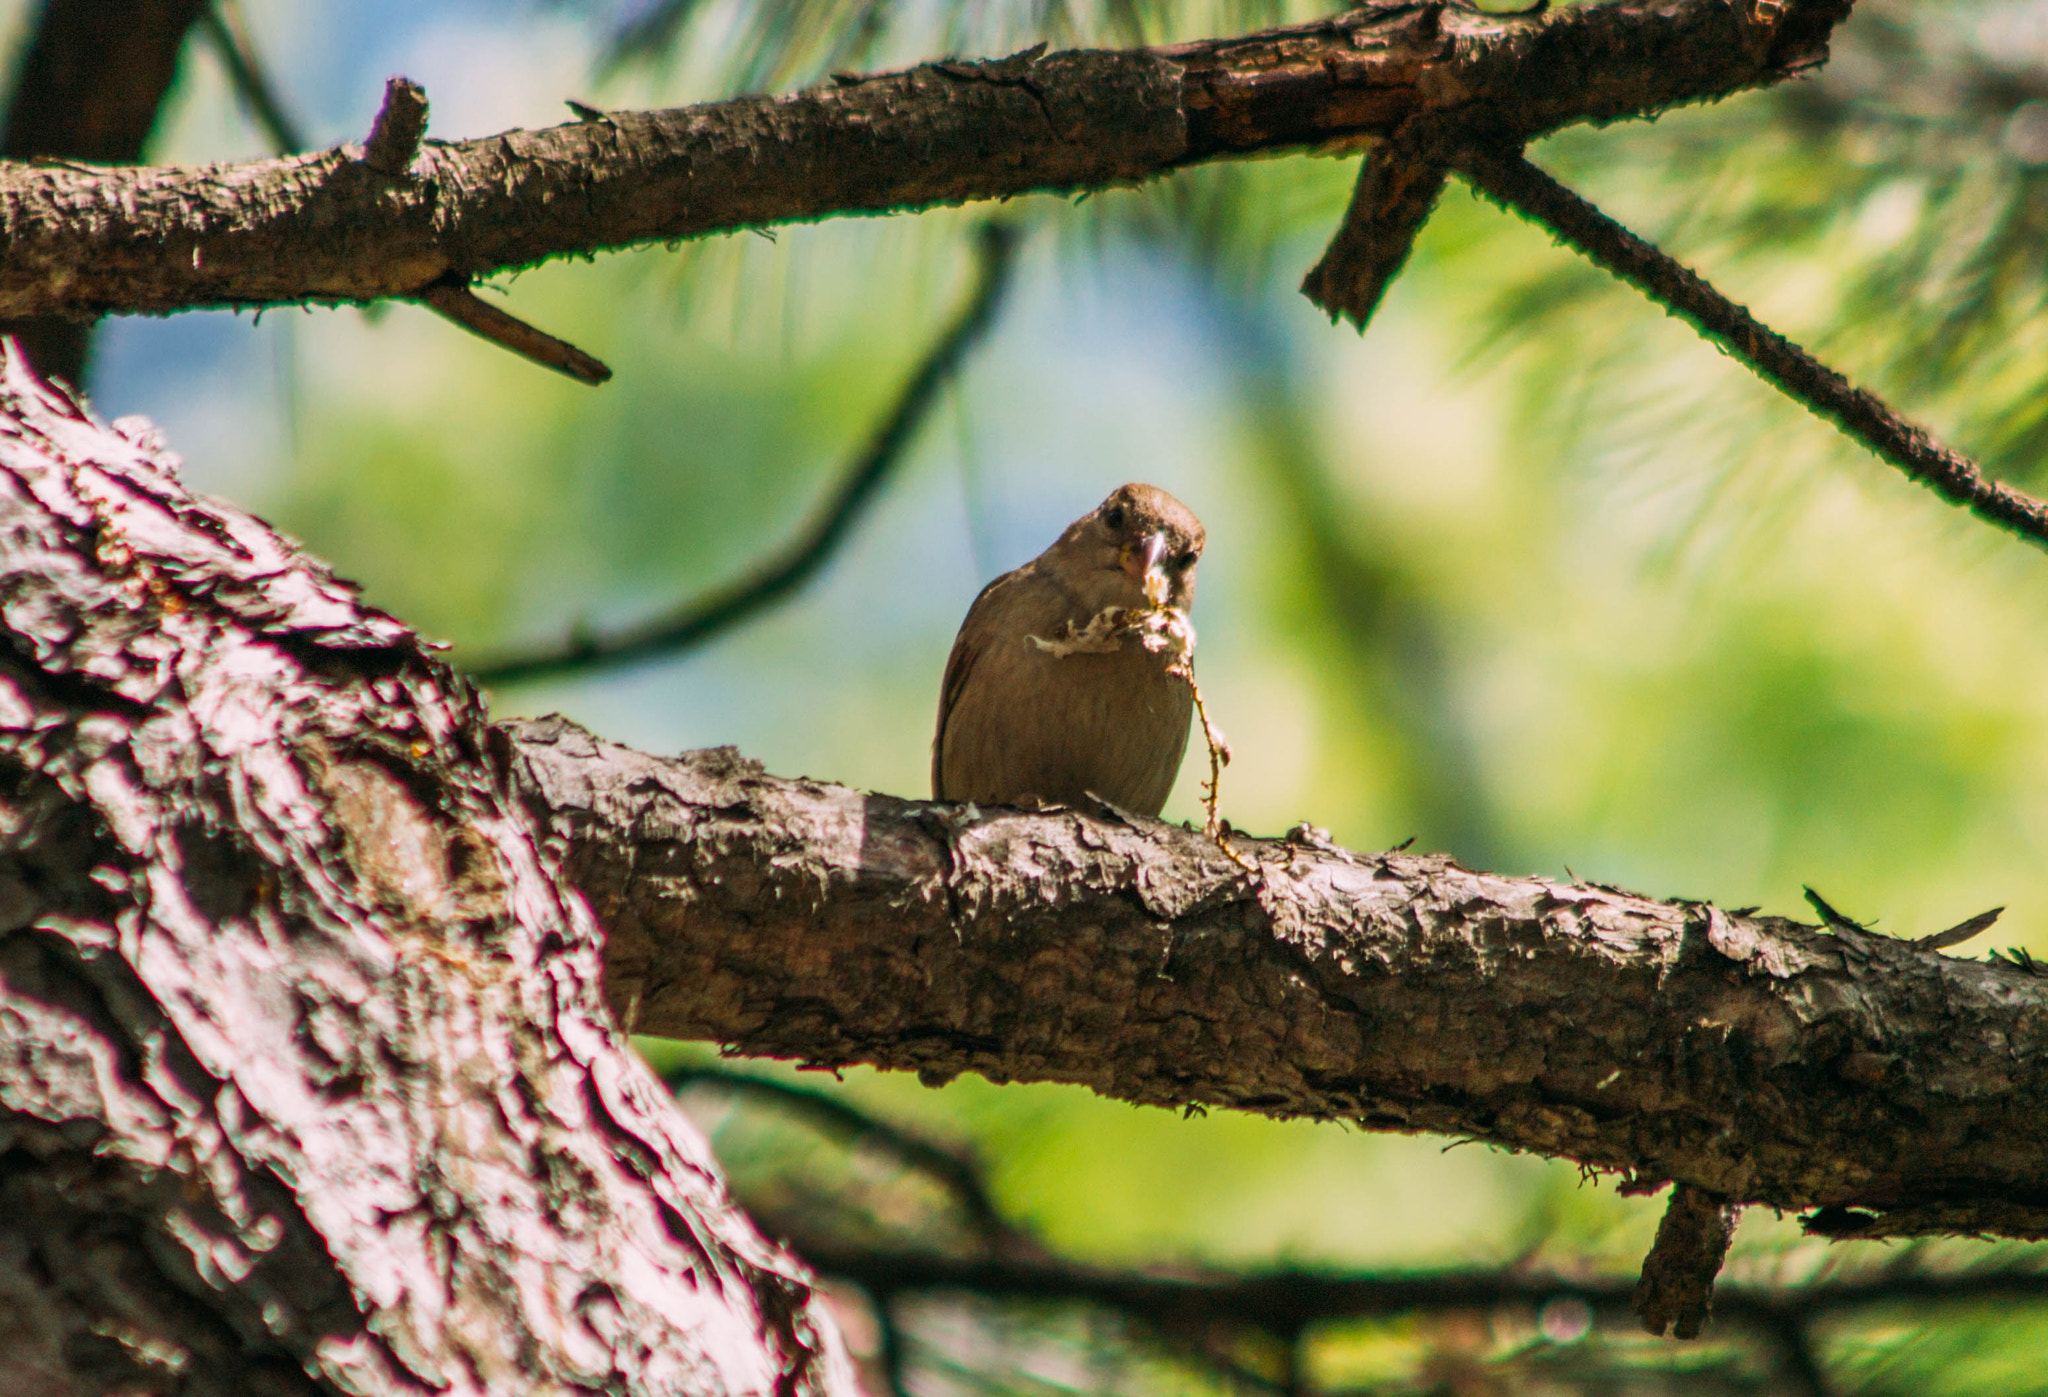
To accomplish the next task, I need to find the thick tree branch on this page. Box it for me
[470,221,1016,683]
[0,0,1846,320]
[507,721,2048,1244]
[1452,143,2048,553]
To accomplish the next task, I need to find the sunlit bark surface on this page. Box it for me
[0,355,851,1397]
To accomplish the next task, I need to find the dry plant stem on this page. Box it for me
[1633,1184,1743,1338]
[1300,124,1452,329]
[470,222,1016,682]
[512,719,2048,1242]
[1167,650,1247,867]
[1453,144,2048,552]
[416,280,614,384]
[0,0,1849,319]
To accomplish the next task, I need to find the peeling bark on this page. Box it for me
[0,355,853,1395]
[0,0,1848,319]
[508,725,2048,1242]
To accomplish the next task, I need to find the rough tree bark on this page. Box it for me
[0,323,2043,1388]
[0,354,851,1396]
[0,0,1848,320]
[509,726,2048,1243]
[0,0,211,383]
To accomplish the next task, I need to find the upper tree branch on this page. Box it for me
[507,718,2048,1245]
[1452,144,2048,552]
[0,0,1847,319]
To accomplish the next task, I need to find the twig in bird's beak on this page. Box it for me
[1123,532,1170,600]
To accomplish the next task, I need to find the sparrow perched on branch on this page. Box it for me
[932,482,1206,816]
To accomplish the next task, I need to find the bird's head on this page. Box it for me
[1049,482,1205,614]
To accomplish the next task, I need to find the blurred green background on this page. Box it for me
[32,0,2048,1389]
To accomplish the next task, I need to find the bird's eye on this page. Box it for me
[1174,551,1196,571]
[1104,505,1126,531]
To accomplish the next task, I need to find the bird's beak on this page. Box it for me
[1121,531,1170,603]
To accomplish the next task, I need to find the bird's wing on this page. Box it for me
[931,569,1021,800]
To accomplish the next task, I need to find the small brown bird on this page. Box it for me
[933,482,1206,815]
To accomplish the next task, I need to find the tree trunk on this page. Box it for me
[0,351,851,1396]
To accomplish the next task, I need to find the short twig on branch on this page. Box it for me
[469,221,1019,684]
[415,279,614,385]
[1633,1183,1743,1338]
[362,75,429,177]
[1300,122,1451,329]
[1452,143,2048,554]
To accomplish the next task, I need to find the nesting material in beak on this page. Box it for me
[1122,532,1171,604]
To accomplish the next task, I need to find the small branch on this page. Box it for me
[668,1065,1021,1253]
[1300,122,1450,329]
[469,222,1018,684]
[415,279,614,385]
[1452,143,2048,553]
[1634,1184,1743,1338]
[196,0,306,154]
[1919,905,2003,951]
[784,1240,2048,1339]
[362,75,429,177]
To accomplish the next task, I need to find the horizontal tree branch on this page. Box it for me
[507,718,2048,1243]
[0,0,1847,320]
[796,1241,2048,1336]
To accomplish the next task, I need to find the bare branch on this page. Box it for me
[670,1065,1023,1253]
[1633,1185,1742,1338]
[786,1238,2048,1337]
[0,0,1848,320]
[415,278,613,384]
[362,74,430,177]
[1451,143,2048,554]
[508,718,2048,1242]
[470,221,1017,683]
[1300,121,1451,329]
